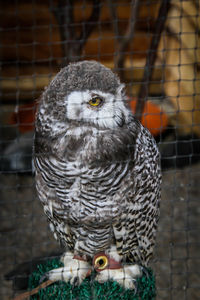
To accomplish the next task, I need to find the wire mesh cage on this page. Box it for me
[0,0,200,299]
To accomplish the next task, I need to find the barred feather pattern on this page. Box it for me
[34,61,161,268]
[35,119,160,267]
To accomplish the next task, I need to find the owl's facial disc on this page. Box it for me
[65,89,128,129]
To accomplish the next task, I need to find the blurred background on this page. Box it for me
[0,0,199,299]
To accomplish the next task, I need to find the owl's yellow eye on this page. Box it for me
[88,97,103,107]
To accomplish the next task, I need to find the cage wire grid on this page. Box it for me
[0,0,200,299]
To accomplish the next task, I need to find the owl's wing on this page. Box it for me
[34,149,83,248]
[112,127,161,266]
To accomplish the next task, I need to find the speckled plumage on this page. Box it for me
[34,60,161,288]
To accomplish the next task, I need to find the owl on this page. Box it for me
[34,60,161,289]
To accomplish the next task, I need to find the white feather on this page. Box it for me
[65,89,129,129]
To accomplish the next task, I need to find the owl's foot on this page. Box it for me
[40,252,91,286]
[93,246,142,290]
[95,264,142,290]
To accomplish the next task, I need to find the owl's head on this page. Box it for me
[37,61,131,134]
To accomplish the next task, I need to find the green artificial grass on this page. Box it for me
[28,258,156,300]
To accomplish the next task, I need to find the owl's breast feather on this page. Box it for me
[68,181,123,226]
[54,123,136,168]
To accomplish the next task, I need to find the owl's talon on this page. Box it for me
[70,276,79,286]
[95,266,139,290]
[41,252,91,285]
[132,279,138,295]
[141,266,149,279]
[39,272,49,284]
